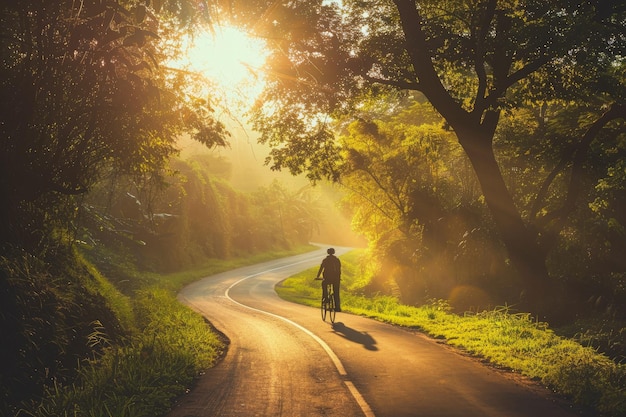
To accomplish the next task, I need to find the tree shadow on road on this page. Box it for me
[331,322,378,351]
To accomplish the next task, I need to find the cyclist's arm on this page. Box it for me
[315,264,324,279]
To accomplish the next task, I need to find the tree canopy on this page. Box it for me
[239,0,626,316]
[0,0,228,250]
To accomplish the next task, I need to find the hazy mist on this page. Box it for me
[177,121,367,248]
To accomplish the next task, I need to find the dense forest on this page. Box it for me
[1,0,625,414]
[336,94,626,320]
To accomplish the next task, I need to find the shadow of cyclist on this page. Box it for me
[331,322,378,351]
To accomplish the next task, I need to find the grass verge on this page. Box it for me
[20,288,224,417]
[19,245,316,417]
[276,250,626,417]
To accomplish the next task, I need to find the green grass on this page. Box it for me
[76,251,136,332]
[19,244,624,416]
[276,250,626,417]
[21,287,224,417]
[20,245,316,417]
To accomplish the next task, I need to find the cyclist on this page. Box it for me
[316,248,342,312]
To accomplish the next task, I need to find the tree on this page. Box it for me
[339,98,511,306]
[245,0,626,315]
[251,181,321,247]
[0,0,228,251]
[0,2,230,409]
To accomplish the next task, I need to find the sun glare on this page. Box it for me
[173,25,269,110]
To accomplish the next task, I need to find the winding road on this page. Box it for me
[167,247,580,417]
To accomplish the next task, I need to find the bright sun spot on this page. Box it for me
[172,26,270,111]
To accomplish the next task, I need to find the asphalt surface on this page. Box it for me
[167,247,581,417]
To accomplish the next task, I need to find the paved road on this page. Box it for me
[167,247,580,417]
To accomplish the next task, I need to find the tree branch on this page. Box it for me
[472,0,497,116]
[393,0,468,127]
[484,55,552,110]
[363,74,421,91]
[535,103,626,234]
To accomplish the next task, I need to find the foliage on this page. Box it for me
[80,154,323,273]
[241,0,626,317]
[0,0,336,414]
[276,250,626,416]
[0,246,129,415]
[495,101,626,316]
[0,135,324,413]
[334,93,626,318]
[247,0,625,177]
[337,97,515,306]
[0,0,228,251]
[19,288,224,417]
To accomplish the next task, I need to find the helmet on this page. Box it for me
[327,248,335,254]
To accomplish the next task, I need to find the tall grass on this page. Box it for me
[75,251,135,332]
[19,288,224,417]
[19,245,315,417]
[276,250,626,417]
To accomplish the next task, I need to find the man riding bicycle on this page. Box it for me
[315,248,342,312]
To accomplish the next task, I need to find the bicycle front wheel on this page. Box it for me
[321,296,327,321]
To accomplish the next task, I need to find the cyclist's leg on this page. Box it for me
[322,280,329,301]
[328,287,336,322]
[332,281,341,311]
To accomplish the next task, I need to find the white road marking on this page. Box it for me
[224,261,376,417]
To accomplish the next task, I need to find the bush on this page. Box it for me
[0,246,126,415]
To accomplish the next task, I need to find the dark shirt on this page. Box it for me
[319,254,341,283]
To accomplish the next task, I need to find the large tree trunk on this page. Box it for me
[456,125,552,316]
[393,0,558,317]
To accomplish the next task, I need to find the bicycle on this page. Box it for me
[316,278,336,323]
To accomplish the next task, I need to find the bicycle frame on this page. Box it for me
[321,282,336,323]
